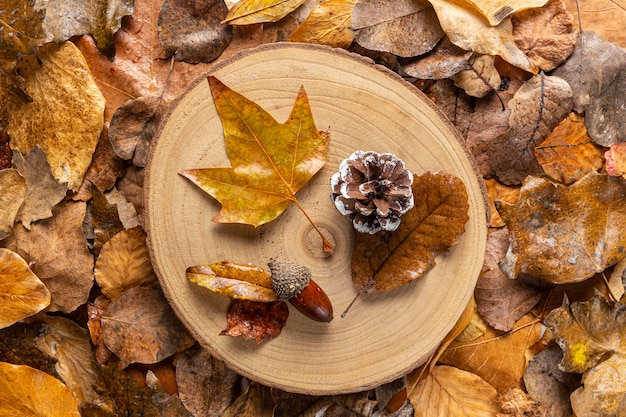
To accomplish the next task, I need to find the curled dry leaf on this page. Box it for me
[288,0,357,49]
[0,248,50,329]
[101,287,188,366]
[498,388,548,417]
[488,73,573,185]
[402,37,473,79]
[351,171,469,293]
[7,41,105,191]
[186,263,278,302]
[351,0,444,58]
[0,168,26,240]
[221,299,289,343]
[427,0,537,73]
[0,362,80,417]
[94,226,157,300]
[222,0,307,25]
[451,54,501,98]
[86,295,114,365]
[496,172,626,284]
[158,0,232,64]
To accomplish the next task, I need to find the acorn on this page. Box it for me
[268,260,333,323]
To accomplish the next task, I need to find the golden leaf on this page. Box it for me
[186,264,278,302]
[454,0,549,26]
[0,169,26,240]
[222,0,307,25]
[288,0,357,49]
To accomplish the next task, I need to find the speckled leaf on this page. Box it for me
[352,172,469,293]
[186,264,278,302]
[288,0,357,48]
[222,0,307,25]
[221,299,289,343]
[0,0,44,60]
[571,354,626,417]
[496,172,626,284]
[585,68,626,147]
[0,169,25,240]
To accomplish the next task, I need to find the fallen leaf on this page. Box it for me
[351,0,444,57]
[221,381,270,417]
[102,187,140,229]
[454,0,549,26]
[563,0,626,48]
[570,354,626,417]
[1,201,94,313]
[523,344,579,417]
[0,248,50,329]
[0,362,80,417]
[101,287,188,366]
[0,321,57,375]
[222,0,307,25]
[425,78,475,139]
[158,0,232,63]
[176,344,241,417]
[585,67,626,146]
[94,226,157,300]
[221,299,289,343]
[496,172,626,284]
[605,142,626,179]
[38,0,133,60]
[0,130,11,169]
[186,264,278,302]
[484,178,519,228]
[427,0,537,73]
[498,388,547,417]
[0,168,26,240]
[0,0,44,60]
[475,228,543,331]
[12,146,68,229]
[402,37,473,79]
[534,112,604,185]
[451,54,501,98]
[180,76,330,233]
[86,295,115,365]
[7,41,105,191]
[117,166,145,219]
[409,365,500,416]
[352,171,469,293]
[288,0,357,49]
[488,73,573,184]
[511,0,578,71]
[551,30,626,113]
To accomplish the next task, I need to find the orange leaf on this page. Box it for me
[221,299,289,344]
[351,172,469,293]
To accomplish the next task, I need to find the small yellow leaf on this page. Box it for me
[222,0,307,25]
[187,264,278,302]
[288,0,357,48]
[0,248,50,329]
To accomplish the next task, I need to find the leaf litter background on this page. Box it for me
[1,0,626,415]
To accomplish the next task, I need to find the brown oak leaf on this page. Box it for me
[496,172,626,284]
[221,299,289,344]
[352,171,469,293]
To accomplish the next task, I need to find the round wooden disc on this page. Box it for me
[145,43,488,395]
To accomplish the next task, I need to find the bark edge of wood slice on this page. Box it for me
[144,42,488,395]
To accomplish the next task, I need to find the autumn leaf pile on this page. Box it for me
[1,0,626,415]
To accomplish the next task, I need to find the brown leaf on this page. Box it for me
[186,264,278,302]
[0,362,80,416]
[94,226,157,300]
[0,321,57,375]
[0,248,50,329]
[534,112,604,185]
[0,168,26,240]
[484,178,520,228]
[90,186,125,256]
[12,146,67,229]
[158,0,232,63]
[498,388,547,417]
[496,172,626,284]
[563,0,626,48]
[571,354,626,417]
[0,130,11,169]
[351,0,444,57]
[402,37,473,79]
[352,171,469,293]
[585,66,626,146]
[0,0,44,60]
[454,0,550,26]
[605,142,626,180]
[475,228,543,331]
[451,54,501,98]
[221,382,271,417]
[117,166,145,219]
[2,201,94,313]
[221,299,289,343]
[488,73,573,185]
[39,0,133,60]
[511,0,578,72]
[101,287,188,366]
[425,79,475,139]
[86,295,115,365]
[223,0,308,25]
[288,0,357,48]
[176,344,241,417]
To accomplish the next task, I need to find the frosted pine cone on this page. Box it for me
[330,151,414,234]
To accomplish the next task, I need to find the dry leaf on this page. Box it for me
[427,0,537,73]
[498,388,547,417]
[409,365,500,416]
[117,166,144,219]
[451,54,501,98]
[488,73,573,185]
[158,0,232,63]
[12,146,67,229]
[101,287,188,366]
[484,178,519,228]
[0,321,57,375]
[180,76,330,229]
[0,168,26,240]
[351,0,444,57]
[496,172,626,284]
[89,186,125,256]
[402,37,473,79]
[605,142,626,180]
[534,112,604,185]
[223,0,307,25]
[425,79,475,140]
[352,171,469,293]
[0,0,44,60]
[585,67,626,147]
[38,0,133,60]
[221,299,289,343]
[511,0,578,71]
[2,201,94,313]
[0,130,11,169]
[186,264,278,302]
[454,0,549,26]
[571,354,626,417]
[0,248,50,329]
[288,0,357,48]
[86,295,114,365]
[94,226,157,300]
[221,382,269,417]
[475,228,543,332]
[103,187,140,229]
[563,0,626,48]
[0,362,80,417]
[176,344,241,417]
[7,41,105,191]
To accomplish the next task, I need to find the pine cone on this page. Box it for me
[330,150,414,234]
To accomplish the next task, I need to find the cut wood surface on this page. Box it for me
[144,43,488,395]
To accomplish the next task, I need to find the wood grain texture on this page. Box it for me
[144,43,488,395]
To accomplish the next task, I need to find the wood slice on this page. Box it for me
[144,43,488,395]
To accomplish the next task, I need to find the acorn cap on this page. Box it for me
[268,260,311,300]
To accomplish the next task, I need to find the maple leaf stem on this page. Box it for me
[290,197,334,253]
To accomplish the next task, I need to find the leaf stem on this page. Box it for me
[291,197,334,253]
